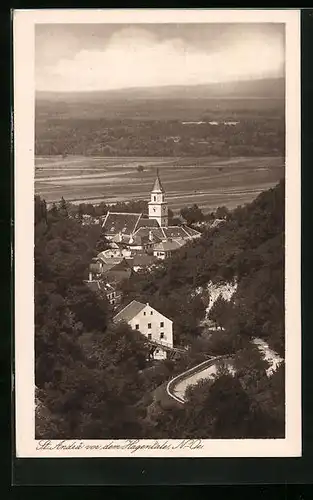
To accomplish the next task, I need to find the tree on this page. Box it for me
[215,206,230,220]
[35,196,47,225]
[95,231,110,253]
[59,197,69,218]
[180,204,204,225]
[209,296,233,330]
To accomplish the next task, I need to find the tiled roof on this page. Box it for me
[113,300,146,323]
[84,280,101,293]
[84,279,120,295]
[153,239,183,252]
[181,225,201,237]
[133,226,165,241]
[110,259,132,271]
[172,238,188,247]
[90,257,132,280]
[210,219,225,228]
[102,212,142,236]
[137,218,160,228]
[162,226,191,239]
[132,254,157,267]
[97,253,124,266]
[107,269,132,284]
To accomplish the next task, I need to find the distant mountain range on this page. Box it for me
[37,77,285,102]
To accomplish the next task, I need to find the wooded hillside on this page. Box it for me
[35,180,285,439]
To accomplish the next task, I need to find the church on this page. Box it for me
[86,170,201,310]
[101,169,201,257]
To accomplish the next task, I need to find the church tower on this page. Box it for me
[148,169,168,227]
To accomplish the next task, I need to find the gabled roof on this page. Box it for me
[151,169,164,193]
[153,239,183,252]
[162,226,190,239]
[137,218,160,229]
[182,225,202,237]
[102,211,142,236]
[97,253,124,266]
[84,280,101,293]
[113,300,146,323]
[210,219,225,228]
[133,226,165,241]
[84,279,119,295]
[110,258,132,271]
[106,268,132,284]
[132,254,157,267]
[90,257,132,279]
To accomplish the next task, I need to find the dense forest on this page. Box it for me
[35,181,285,439]
[35,115,284,158]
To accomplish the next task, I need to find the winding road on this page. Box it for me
[166,356,229,404]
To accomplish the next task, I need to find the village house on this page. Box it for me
[89,256,132,283]
[131,253,158,272]
[113,300,173,360]
[84,277,122,308]
[152,238,184,260]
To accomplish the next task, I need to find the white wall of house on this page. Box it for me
[133,265,143,272]
[106,290,120,305]
[128,304,173,349]
[128,244,144,251]
[153,250,170,260]
[153,347,167,360]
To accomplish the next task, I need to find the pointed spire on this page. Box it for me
[152,168,164,193]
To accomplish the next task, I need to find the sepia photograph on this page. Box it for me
[14,9,301,458]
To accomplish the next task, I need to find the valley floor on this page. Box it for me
[35,155,285,212]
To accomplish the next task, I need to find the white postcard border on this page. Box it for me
[14,8,301,458]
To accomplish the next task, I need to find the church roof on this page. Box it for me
[152,170,164,193]
[102,212,142,236]
[181,225,201,237]
[162,226,192,239]
[137,218,160,229]
[114,300,147,323]
[133,226,165,241]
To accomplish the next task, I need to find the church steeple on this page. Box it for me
[152,169,164,193]
[148,169,168,227]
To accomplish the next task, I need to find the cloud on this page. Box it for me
[36,26,284,91]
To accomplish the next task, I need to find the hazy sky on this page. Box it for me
[36,23,285,92]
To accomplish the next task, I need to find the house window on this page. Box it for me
[135,324,139,330]
[112,299,115,305]
[148,333,152,340]
[150,311,153,315]
[148,323,151,329]
[144,311,146,316]
[154,196,156,202]
[160,332,164,339]
[160,321,164,327]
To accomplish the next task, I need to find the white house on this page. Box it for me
[152,239,183,260]
[113,300,173,360]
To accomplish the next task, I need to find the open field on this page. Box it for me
[35,155,285,213]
